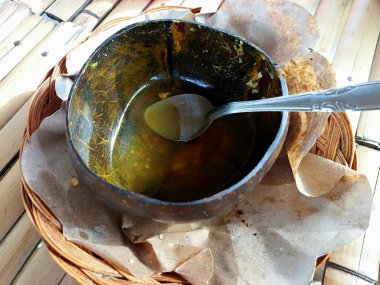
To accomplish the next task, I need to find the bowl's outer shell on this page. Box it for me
[67,20,289,222]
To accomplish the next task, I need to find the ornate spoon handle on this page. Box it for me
[210,81,380,119]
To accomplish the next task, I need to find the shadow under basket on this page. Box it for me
[20,58,356,284]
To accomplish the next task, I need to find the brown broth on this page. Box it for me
[110,77,257,202]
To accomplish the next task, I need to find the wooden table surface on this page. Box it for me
[0,0,379,284]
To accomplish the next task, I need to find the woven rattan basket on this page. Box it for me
[20,14,357,284]
[20,60,356,285]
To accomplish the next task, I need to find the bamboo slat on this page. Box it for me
[146,0,184,10]
[356,33,380,145]
[369,33,380,80]
[82,0,121,18]
[324,264,368,285]
[45,0,91,22]
[0,15,41,60]
[15,0,56,15]
[273,0,320,15]
[355,112,367,141]
[73,0,120,32]
[355,33,380,147]
[0,18,55,81]
[0,22,89,130]
[0,1,31,43]
[369,33,380,81]
[0,162,23,241]
[72,13,99,33]
[331,0,380,134]
[355,110,380,148]
[0,97,32,172]
[355,111,380,147]
[356,148,380,281]
[348,2,380,85]
[323,145,380,284]
[13,243,66,285]
[0,1,24,27]
[356,146,380,191]
[60,275,81,285]
[0,70,60,174]
[102,0,151,23]
[181,0,222,14]
[313,0,353,61]
[0,214,41,285]
[332,0,380,86]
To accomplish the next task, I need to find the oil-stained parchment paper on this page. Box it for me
[21,109,372,284]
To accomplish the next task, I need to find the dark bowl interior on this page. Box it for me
[67,20,288,222]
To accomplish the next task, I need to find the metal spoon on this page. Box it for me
[144,81,380,142]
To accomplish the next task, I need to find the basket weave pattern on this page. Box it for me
[20,55,356,284]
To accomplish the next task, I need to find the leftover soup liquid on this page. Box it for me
[110,78,256,202]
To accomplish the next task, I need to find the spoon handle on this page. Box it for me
[210,81,380,119]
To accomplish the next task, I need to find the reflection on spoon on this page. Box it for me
[144,94,214,141]
[144,99,181,141]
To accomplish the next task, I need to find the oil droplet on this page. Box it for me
[129,259,134,264]
[159,91,171,100]
[159,234,163,239]
[71,176,80,186]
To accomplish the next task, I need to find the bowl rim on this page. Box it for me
[66,19,289,206]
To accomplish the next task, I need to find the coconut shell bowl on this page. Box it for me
[67,19,289,223]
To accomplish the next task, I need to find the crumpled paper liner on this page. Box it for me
[21,109,372,284]
[21,2,374,285]
[282,51,338,196]
[196,0,319,65]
